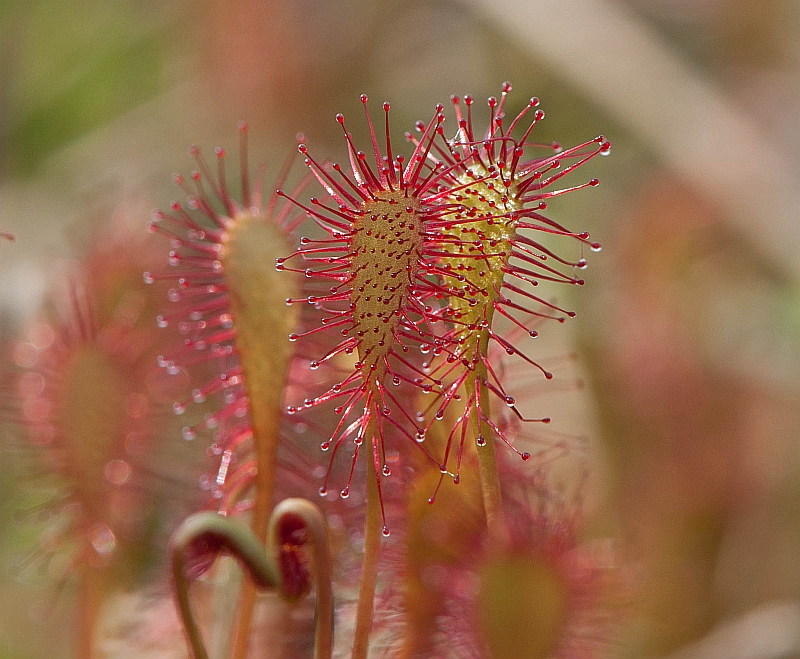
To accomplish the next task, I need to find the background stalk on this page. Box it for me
[472,328,506,533]
[76,562,103,659]
[351,413,383,659]
[229,401,281,659]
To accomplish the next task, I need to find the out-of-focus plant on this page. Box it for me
[10,227,187,658]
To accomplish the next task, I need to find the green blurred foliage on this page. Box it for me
[0,0,167,177]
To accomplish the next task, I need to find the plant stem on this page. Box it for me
[230,393,282,659]
[471,330,505,533]
[229,583,257,659]
[77,562,102,659]
[351,413,383,659]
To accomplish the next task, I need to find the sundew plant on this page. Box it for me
[13,83,623,659]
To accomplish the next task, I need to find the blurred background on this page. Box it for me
[1,0,800,658]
